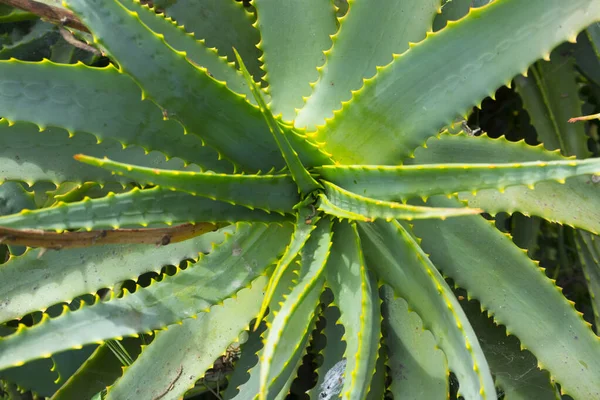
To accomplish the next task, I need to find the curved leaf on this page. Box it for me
[0,222,292,370]
[106,277,268,400]
[317,180,481,221]
[412,197,600,399]
[295,0,440,129]
[75,155,300,213]
[359,219,495,399]
[0,187,288,231]
[325,221,379,400]
[316,0,600,164]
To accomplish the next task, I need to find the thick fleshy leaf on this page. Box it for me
[576,232,600,329]
[380,285,448,399]
[412,197,600,399]
[119,0,255,102]
[325,221,380,400]
[254,207,318,329]
[0,61,229,172]
[0,187,288,231]
[52,338,143,400]
[412,133,600,234]
[235,48,323,196]
[295,0,440,129]
[316,158,600,201]
[0,226,233,323]
[0,223,292,370]
[105,277,267,400]
[317,180,481,221]
[359,220,495,399]
[161,0,263,83]
[64,0,282,172]
[259,219,331,398]
[459,296,559,400]
[0,21,58,61]
[254,0,336,121]
[515,45,590,158]
[75,155,300,213]
[0,120,202,186]
[315,0,600,164]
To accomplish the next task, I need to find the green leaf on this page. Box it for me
[380,285,448,399]
[105,278,268,400]
[254,207,317,329]
[365,340,386,400]
[315,158,600,201]
[295,0,440,130]
[0,222,292,371]
[325,221,379,400]
[234,48,323,196]
[119,0,256,102]
[0,120,203,186]
[575,232,600,329]
[75,155,300,213]
[432,0,471,32]
[459,296,559,400]
[253,0,336,121]
[411,197,600,399]
[65,0,281,172]
[315,0,600,164]
[0,21,58,61]
[515,45,590,158]
[52,338,144,400]
[0,61,228,172]
[317,180,481,221]
[306,300,345,399]
[162,0,264,84]
[260,219,331,398]
[359,219,495,400]
[0,225,233,323]
[413,133,600,234]
[0,187,288,231]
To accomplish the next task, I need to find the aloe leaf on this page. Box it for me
[161,0,263,84]
[75,155,300,213]
[316,0,600,164]
[0,4,36,22]
[253,0,336,121]
[0,187,288,231]
[119,0,255,102]
[413,133,600,234]
[0,61,229,172]
[0,21,58,61]
[0,223,292,370]
[0,345,96,397]
[365,342,386,400]
[315,158,600,201]
[295,0,440,130]
[260,219,331,398]
[325,221,379,400]
[459,296,559,400]
[317,180,481,221]
[515,45,590,158]
[52,338,143,400]
[235,48,322,195]
[380,285,448,399]
[411,197,600,399]
[359,220,495,400]
[0,120,203,186]
[306,300,345,399]
[575,232,600,329]
[254,207,317,329]
[223,252,302,400]
[0,226,233,323]
[64,0,281,172]
[432,0,471,32]
[105,277,267,400]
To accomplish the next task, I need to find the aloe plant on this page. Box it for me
[1,0,600,398]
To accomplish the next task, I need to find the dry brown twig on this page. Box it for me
[0,0,89,32]
[0,223,219,250]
